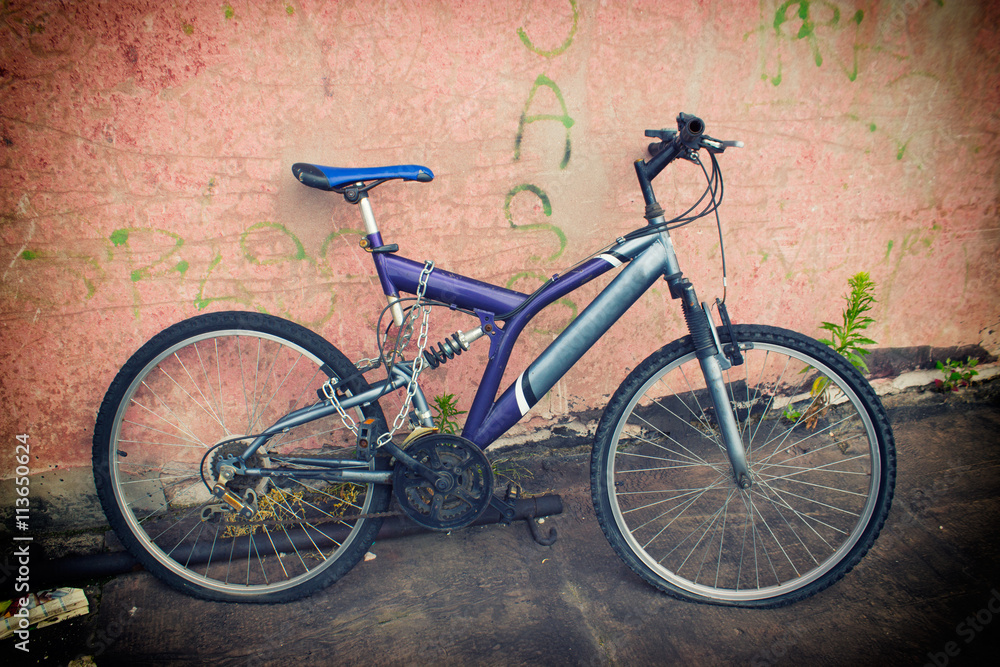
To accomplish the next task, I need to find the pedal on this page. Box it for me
[503,481,522,503]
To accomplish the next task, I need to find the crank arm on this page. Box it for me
[379,440,450,489]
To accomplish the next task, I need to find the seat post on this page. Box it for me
[353,190,406,327]
[357,190,381,237]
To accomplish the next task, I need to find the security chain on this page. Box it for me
[322,260,435,446]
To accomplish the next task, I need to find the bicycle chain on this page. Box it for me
[206,506,402,529]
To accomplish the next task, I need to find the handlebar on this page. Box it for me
[634,113,742,222]
[677,112,705,146]
[645,113,742,159]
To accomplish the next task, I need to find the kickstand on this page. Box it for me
[493,482,558,545]
[526,514,557,546]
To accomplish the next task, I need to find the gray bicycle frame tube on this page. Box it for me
[247,363,427,437]
[240,224,749,485]
[467,233,676,445]
[235,363,427,484]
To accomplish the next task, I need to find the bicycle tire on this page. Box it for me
[93,311,391,603]
[591,324,895,608]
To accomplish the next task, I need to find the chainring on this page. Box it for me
[392,433,494,531]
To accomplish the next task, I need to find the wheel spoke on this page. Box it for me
[596,326,892,606]
[96,314,390,601]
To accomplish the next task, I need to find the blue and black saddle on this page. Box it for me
[292,163,434,191]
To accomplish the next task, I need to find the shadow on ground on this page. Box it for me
[5,386,1000,666]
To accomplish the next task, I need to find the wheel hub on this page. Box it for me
[207,438,270,495]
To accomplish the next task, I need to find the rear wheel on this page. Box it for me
[591,325,895,607]
[93,311,390,603]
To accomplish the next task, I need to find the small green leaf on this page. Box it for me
[847,353,868,371]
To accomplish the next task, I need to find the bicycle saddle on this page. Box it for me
[292,163,434,191]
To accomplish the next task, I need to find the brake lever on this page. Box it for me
[645,129,678,158]
[644,129,678,141]
[701,137,744,154]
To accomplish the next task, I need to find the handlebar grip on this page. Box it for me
[648,141,665,157]
[677,113,705,147]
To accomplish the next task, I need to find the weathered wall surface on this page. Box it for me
[2,0,998,473]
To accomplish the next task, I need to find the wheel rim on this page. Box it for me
[606,342,882,602]
[107,328,377,596]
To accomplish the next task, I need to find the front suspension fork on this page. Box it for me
[671,277,752,489]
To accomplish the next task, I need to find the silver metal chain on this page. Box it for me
[322,261,435,445]
[377,260,434,447]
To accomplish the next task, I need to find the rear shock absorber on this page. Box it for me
[423,327,485,368]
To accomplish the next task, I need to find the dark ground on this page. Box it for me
[5,384,1000,666]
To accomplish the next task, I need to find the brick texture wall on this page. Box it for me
[2,0,998,472]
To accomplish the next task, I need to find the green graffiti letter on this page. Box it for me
[517,0,579,58]
[504,184,566,261]
[240,222,307,265]
[514,74,575,170]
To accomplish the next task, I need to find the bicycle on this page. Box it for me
[92,113,896,608]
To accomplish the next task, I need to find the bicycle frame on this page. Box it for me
[246,226,679,456]
[243,143,751,488]
[374,228,681,446]
[98,115,893,605]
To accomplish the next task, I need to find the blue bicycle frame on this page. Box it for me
[247,147,752,488]
[249,223,677,452]
[371,226,680,447]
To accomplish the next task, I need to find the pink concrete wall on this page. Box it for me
[2,0,998,472]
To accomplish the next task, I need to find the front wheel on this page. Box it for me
[591,324,895,608]
[93,311,391,603]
